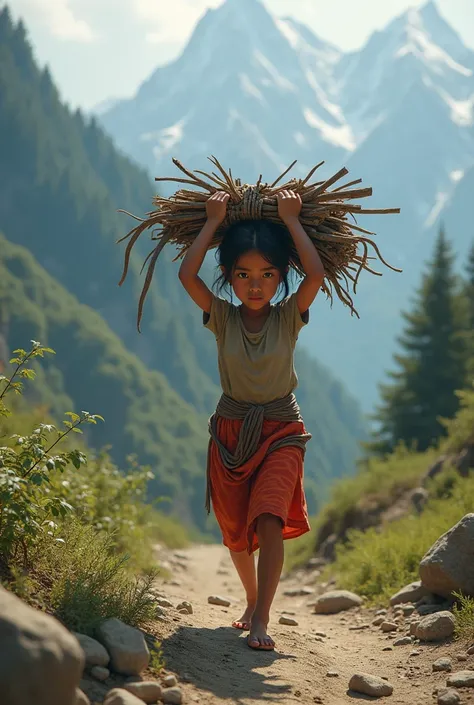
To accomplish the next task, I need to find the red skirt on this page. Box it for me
[208,417,311,554]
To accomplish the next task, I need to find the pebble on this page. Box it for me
[348,673,394,697]
[349,624,370,630]
[446,670,474,688]
[456,653,468,662]
[208,595,231,607]
[279,615,299,626]
[382,646,393,651]
[124,682,163,704]
[409,650,421,657]
[467,645,474,656]
[177,601,193,615]
[104,690,144,705]
[157,598,174,608]
[326,671,339,677]
[432,658,453,672]
[162,687,184,704]
[400,604,415,616]
[283,587,315,597]
[372,616,385,627]
[415,611,455,642]
[437,689,461,705]
[381,621,398,632]
[91,665,110,681]
[393,637,412,646]
[163,675,178,688]
[375,609,388,616]
[314,631,327,638]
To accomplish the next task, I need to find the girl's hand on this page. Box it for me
[206,191,230,225]
[277,190,302,224]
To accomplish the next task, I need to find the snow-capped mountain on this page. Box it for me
[99,0,474,410]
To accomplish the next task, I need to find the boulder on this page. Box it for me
[419,514,474,598]
[96,619,149,676]
[0,585,84,705]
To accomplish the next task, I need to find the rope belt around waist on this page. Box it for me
[205,393,311,514]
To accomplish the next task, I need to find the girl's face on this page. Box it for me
[227,249,282,309]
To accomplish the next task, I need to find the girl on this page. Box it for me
[178,189,325,651]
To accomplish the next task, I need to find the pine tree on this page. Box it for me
[370,227,467,454]
[465,241,474,329]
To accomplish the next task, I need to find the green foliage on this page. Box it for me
[453,591,474,642]
[37,520,159,635]
[0,342,102,561]
[325,470,474,605]
[370,228,469,454]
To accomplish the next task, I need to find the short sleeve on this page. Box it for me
[203,294,231,339]
[279,292,309,341]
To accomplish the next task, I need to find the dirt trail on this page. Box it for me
[151,544,473,705]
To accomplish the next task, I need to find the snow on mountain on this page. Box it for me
[99,0,474,410]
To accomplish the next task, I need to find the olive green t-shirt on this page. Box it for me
[203,293,309,404]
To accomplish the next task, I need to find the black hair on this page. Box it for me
[214,219,294,301]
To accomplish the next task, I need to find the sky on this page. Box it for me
[8,0,474,111]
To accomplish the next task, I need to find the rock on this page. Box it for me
[409,650,421,657]
[456,653,468,662]
[409,621,420,635]
[326,671,339,677]
[348,673,394,697]
[375,609,388,616]
[373,616,385,626]
[314,631,327,637]
[313,590,363,614]
[283,587,315,597]
[104,688,145,705]
[163,675,178,688]
[410,487,429,513]
[381,621,398,632]
[382,646,393,651]
[156,599,174,608]
[390,581,430,606]
[124,681,163,703]
[0,585,84,705]
[76,690,90,705]
[446,671,474,688]
[437,689,461,705]
[432,658,453,672]
[91,665,110,681]
[468,645,474,655]
[415,611,455,642]
[417,604,445,616]
[176,602,193,615]
[73,633,110,668]
[208,595,231,607]
[419,514,474,598]
[96,619,150,676]
[162,686,183,704]
[393,637,412,646]
[279,615,299,626]
[400,604,415,616]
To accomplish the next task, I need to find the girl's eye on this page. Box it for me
[263,272,274,278]
[237,272,248,279]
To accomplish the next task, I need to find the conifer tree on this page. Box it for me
[370,227,466,454]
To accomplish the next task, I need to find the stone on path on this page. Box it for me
[73,632,110,667]
[381,621,398,632]
[456,653,468,662]
[468,645,474,655]
[124,681,163,703]
[208,595,231,607]
[415,611,455,642]
[156,598,174,608]
[313,590,363,614]
[432,658,453,672]
[373,616,385,626]
[437,689,461,705]
[91,665,110,681]
[446,671,474,688]
[419,514,474,598]
[279,615,299,626]
[162,686,184,704]
[0,585,84,705]
[390,581,429,606]
[163,675,178,688]
[326,671,339,677]
[176,602,193,614]
[96,619,150,676]
[393,637,412,646]
[349,673,394,697]
[104,688,144,705]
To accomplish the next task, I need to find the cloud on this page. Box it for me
[13,0,97,42]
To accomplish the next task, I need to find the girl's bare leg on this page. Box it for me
[249,513,283,650]
[229,549,257,628]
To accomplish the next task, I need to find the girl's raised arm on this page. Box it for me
[178,192,230,312]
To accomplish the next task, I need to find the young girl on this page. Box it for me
[178,189,325,651]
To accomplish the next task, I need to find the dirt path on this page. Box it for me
[151,544,473,705]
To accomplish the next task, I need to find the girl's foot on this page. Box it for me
[232,602,255,631]
[247,618,275,651]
